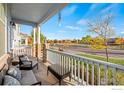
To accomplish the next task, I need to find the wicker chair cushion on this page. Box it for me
[7,67,22,81]
[3,75,20,85]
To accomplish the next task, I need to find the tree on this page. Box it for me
[54,39,58,43]
[90,37,106,49]
[115,38,122,45]
[81,35,92,44]
[31,30,45,45]
[115,38,124,49]
[87,14,114,61]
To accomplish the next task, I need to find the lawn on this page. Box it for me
[78,53,124,66]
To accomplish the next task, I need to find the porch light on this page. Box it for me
[10,21,16,28]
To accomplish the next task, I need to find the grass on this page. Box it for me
[78,53,124,66]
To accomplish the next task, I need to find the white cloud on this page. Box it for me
[100,4,118,14]
[77,19,87,26]
[120,31,124,34]
[90,4,99,11]
[58,30,66,33]
[62,5,77,16]
[84,4,106,18]
[66,25,82,31]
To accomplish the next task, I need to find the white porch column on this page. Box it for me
[32,27,36,57]
[37,25,41,58]
[25,38,28,46]
[37,25,41,44]
[33,28,36,45]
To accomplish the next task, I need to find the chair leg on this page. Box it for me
[59,80,62,85]
[69,74,71,82]
[37,64,38,69]
[47,69,49,76]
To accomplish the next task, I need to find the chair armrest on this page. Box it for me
[31,82,42,85]
[22,60,32,66]
[27,61,32,66]
[0,64,6,72]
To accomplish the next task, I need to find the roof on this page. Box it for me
[8,3,67,26]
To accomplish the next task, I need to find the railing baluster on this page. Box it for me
[65,56,67,69]
[66,56,68,70]
[55,52,57,64]
[104,66,108,85]
[63,56,65,68]
[97,64,100,85]
[46,49,124,85]
[57,53,59,64]
[91,63,94,85]
[61,55,63,67]
[68,57,70,71]
[71,58,74,78]
[62,55,64,67]
[78,59,80,84]
[112,68,116,85]
[74,58,76,80]
[53,52,55,63]
[58,54,61,65]
[81,62,84,85]
[86,63,89,85]
[30,48,32,56]
[52,52,54,63]
[12,47,32,57]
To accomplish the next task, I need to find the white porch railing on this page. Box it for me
[47,48,124,85]
[12,46,32,57]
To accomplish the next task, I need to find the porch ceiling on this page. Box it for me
[9,3,67,26]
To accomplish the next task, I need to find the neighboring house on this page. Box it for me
[19,32,32,46]
[107,38,116,45]
[13,24,21,47]
[13,24,32,47]
[107,38,124,45]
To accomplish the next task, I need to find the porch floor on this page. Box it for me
[33,59,78,85]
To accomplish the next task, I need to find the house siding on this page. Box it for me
[0,3,5,57]
[0,4,11,68]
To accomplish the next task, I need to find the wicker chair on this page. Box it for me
[18,55,38,70]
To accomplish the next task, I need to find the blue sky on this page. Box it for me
[21,3,124,40]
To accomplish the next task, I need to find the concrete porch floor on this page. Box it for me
[33,59,78,85]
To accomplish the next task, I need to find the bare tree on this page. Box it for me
[87,14,114,62]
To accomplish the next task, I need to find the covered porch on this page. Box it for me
[9,3,76,85]
[8,3,124,85]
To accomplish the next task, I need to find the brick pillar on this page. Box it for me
[37,44,41,58]
[32,44,36,57]
[43,43,47,63]
[43,37,48,63]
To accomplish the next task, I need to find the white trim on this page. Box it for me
[0,53,7,60]
[37,25,40,44]
[4,4,8,53]
[0,18,5,24]
[33,27,36,44]
[12,18,36,26]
